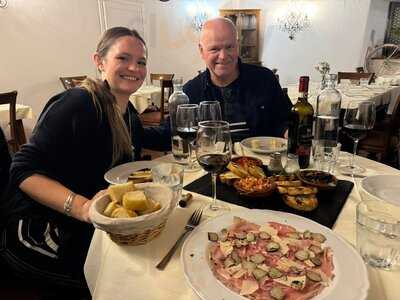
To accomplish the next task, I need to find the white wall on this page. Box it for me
[0,0,393,135]
[0,0,100,134]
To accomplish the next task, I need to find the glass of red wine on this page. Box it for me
[339,100,376,176]
[176,104,200,172]
[196,120,232,217]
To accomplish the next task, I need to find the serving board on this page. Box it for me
[184,173,353,229]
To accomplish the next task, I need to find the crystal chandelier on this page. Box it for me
[277,1,310,40]
[187,0,211,32]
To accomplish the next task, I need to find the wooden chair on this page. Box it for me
[140,73,174,126]
[59,75,87,90]
[0,91,21,153]
[358,94,400,162]
[337,72,375,85]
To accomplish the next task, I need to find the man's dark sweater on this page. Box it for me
[183,60,292,139]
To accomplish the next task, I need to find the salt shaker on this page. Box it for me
[269,152,284,175]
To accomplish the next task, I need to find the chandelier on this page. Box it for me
[277,0,310,40]
[187,0,211,32]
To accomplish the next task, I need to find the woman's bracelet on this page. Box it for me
[64,191,77,217]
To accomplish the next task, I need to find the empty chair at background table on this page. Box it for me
[140,73,174,126]
[0,90,22,153]
[59,76,87,90]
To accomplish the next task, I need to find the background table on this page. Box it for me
[287,83,400,114]
[84,153,400,300]
[0,103,34,145]
[130,85,161,114]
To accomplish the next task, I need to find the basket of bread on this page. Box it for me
[89,181,175,245]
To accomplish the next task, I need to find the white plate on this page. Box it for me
[360,174,400,207]
[181,210,369,300]
[240,136,287,154]
[104,161,158,184]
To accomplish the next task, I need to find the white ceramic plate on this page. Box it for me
[181,210,369,300]
[360,174,400,207]
[104,161,158,184]
[240,136,287,154]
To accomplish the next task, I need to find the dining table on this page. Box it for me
[286,82,400,115]
[84,148,400,300]
[0,103,34,145]
[130,85,162,114]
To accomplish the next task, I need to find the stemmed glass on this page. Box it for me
[198,101,222,121]
[176,104,199,172]
[339,100,376,176]
[195,121,232,217]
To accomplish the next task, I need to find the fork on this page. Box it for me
[156,208,203,270]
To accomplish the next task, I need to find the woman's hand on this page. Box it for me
[76,190,108,223]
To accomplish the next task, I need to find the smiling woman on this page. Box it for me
[0,26,170,297]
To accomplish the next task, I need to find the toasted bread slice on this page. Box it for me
[283,194,318,211]
[287,186,318,196]
[274,180,302,187]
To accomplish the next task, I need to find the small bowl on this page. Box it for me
[232,156,263,167]
[297,170,337,190]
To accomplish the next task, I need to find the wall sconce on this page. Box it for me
[277,0,310,40]
[186,0,213,32]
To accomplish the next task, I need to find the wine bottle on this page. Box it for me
[287,76,314,168]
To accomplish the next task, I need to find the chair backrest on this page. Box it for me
[337,72,375,84]
[59,75,87,90]
[0,91,19,153]
[355,67,365,73]
[149,73,174,122]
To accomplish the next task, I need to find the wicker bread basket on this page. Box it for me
[89,183,175,245]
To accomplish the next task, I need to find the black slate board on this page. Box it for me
[184,174,353,229]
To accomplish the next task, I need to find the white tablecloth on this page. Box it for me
[84,153,400,300]
[287,83,400,114]
[130,85,161,114]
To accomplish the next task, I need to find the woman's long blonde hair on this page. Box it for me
[80,27,146,166]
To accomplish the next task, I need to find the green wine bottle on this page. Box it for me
[287,76,314,169]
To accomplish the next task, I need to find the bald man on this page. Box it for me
[183,17,292,140]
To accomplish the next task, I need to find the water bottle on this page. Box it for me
[315,74,342,146]
[168,79,190,164]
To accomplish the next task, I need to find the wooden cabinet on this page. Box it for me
[219,9,261,66]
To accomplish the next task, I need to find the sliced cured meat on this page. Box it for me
[208,217,335,300]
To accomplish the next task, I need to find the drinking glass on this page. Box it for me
[339,101,375,176]
[356,200,400,270]
[195,121,232,217]
[198,101,222,121]
[151,163,184,207]
[176,104,200,172]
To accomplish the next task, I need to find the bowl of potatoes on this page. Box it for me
[89,181,175,245]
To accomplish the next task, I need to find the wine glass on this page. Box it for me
[339,100,376,176]
[176,104,200,172]
[198,101,222,121]
[195,121,232,217]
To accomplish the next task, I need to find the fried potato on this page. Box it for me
[122,190,148,212]
[103,201,121,217]
[139,198,161,215]
[108,182,136,203]
[111,207,137,218]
